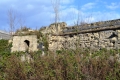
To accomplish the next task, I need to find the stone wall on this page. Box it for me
[11,35,38,52]
[11,19,120,52]
[48,30,120,51]
[47,19,120,51]
[41,22,67,34]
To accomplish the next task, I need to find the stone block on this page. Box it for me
[11,35,38,52]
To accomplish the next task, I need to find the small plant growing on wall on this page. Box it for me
[41,34,49,51]
[37,30,49,51]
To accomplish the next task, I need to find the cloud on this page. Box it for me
[60,7,79,25]
[81,2,96,11]
[86,11,120,22]
[61,10,120,26]
[61,0,74,4]
[26,4,34,10]
[0,0,120,32]
[106,2,120,10]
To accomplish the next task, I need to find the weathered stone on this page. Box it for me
[11,35,38,52]
[11,19,120,51]
[111,37,117,41]
[100,44,105,48]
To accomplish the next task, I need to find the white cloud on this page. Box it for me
[87,11,120,22]
[61,0,74,4]
[60,7,79,25]
[81,3,96,11]
[61,9,120,26]
[26,4,34,10]
[0,0,120,31]
[106,2,120,10]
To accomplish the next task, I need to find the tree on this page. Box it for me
[8,9,25,35]
[51,0,60,34]
[18,14,25,30]
[8,9,17,35]
[51,0,61,57]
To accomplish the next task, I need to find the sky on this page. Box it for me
[0,0,120,32]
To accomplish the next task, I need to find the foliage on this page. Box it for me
[38,31,49,51]
[0,39,11,56]
[16,26,30,32]
[0,48,120,80]
[0,39,8,52]
[42,35,49,51]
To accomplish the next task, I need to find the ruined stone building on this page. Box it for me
[47,19,120,50]
[11,22,67,52]
[11,35,38,52]
[11,19,120,52]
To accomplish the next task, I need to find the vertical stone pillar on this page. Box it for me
[116,30,120,49]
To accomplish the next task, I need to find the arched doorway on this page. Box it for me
[24,40,30,47]
[24,40,30,51]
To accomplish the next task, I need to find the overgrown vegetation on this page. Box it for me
[0,39,120,80]
[15,26,38,36]
[0,39,11,56]
[0,39,8,52]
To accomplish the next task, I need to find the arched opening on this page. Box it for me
[24,40,30,47]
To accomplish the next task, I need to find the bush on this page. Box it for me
[0,48,120,80]
[0,39,11,56]
[0,39,8,52]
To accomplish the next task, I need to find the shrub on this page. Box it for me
[0,48,120,80]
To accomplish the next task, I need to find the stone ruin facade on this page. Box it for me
[40,22,67,34]
[49,30,120,50]
[11,35,38,52]
[11,22,67,52]
[11,19,120,52]
[47,19,120,51]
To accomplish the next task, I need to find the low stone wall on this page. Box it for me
[48,30,120,51]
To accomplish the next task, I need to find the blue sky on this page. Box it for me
[0,0,120,32]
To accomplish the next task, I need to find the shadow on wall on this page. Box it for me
[108,32,118,38]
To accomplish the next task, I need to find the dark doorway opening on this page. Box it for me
[24,40,30,47]
[108,32,118,38]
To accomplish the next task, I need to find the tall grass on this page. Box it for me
[0,40,120,80]
[0,49,120,79]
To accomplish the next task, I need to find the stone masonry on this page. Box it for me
[44,19,120,51]
[11,19,120,52]
[11,35,38,52]
[48,30,120,50]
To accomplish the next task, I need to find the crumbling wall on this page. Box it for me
[11,35,38,52]
[11,19,120,52]
[47,19,120,51]
[41,22,67,34]
[48,30,120,51]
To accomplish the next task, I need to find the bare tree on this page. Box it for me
[8,9,25,35]
[18,15,25,30]
[8,9,17,35]
[51,0,60,34]
[51,0,61,58]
